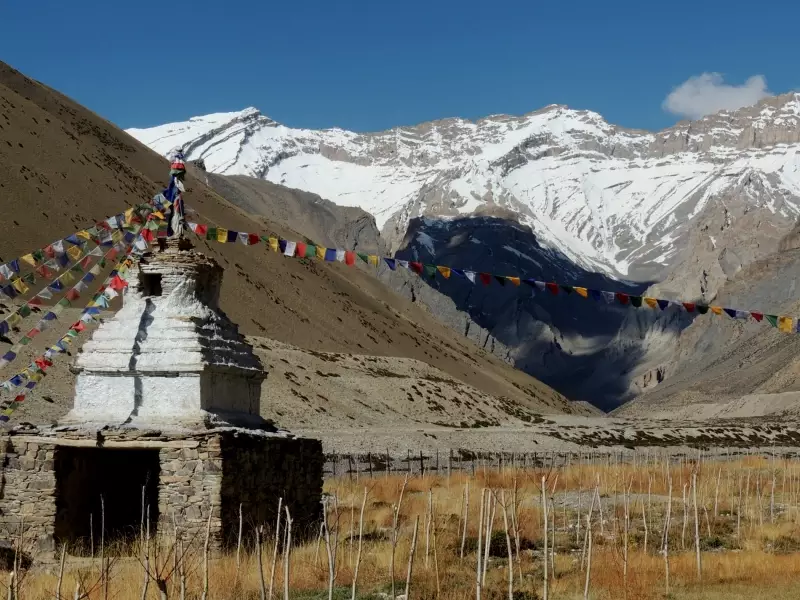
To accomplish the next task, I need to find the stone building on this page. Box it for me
[0,240,323,552]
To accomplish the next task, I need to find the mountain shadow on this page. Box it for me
[391,216,692,410]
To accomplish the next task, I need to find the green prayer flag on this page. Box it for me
[18,336,31,346]
[206,228,218,240]
[22,272,36,284]
[357,253,369,263]
[630,296,643,308]
[424,264,438,279]
[766,315,779,328]
[306,245,316,257]
[18,305,31,318]
[32,250,45,264]
[57,298,71,308]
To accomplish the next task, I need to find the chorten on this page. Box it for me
[0,239,322,553]
[62,239,268,430]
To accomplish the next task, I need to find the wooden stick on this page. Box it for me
[425,490,432,569]
[500,491,514,600]
[200,507,211,600]
[432,502,441,598]
[583,518,592,600]
[390,475,409,599]
[268,497,283,600]
[350,488,368,600]
[460,482,469,561]
[476,488,485,600]
[664,476,672,597]
[56,543,66,600]
[693,472,702,582]
[404,516,420,600]
[541,476,549,600]
[283,507,293,600]
[256,526,266,600]
[236,502,243,575]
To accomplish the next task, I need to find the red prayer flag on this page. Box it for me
[107,248,119,261]
[248,233,260,245]
[109,275,128,291]
[80,256,92,270]
[751,312,763,322]
[410,262,423,274]
[35,357,53,370]
[141,229,154,242]
[345,251,355,266]
[196,224,208,236]
[546,282,559,295]
[44,245,56,259]
[66,289,80,301]
[296,242,307,258]
[27,297,43,307]
[14,395,24,403]
[616,293,630,305]
[682,302,696,313]
[71,321,86,332]
[479,273,492,286]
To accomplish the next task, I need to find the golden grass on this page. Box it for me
[12,454,800,599]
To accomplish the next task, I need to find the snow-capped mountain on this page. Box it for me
[128,94,800,281]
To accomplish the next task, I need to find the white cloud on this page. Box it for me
[663,73,772,120]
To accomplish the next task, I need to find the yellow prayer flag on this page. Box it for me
[152,211,165,220]
[506,276,521,286]
[11,278,28,294]
[269,237,279,252]
[124,207,135,222]
[217,228,228,243]
[61,271,75,285]
[67,246,82,262]
[112,230,123,243]
[437,266,451,279]
[368,255,379,266]
[316,246,326,260]
[76,230,92,241]
[644,297,658,309]
[574,286,588,297]
[6,313,21,327]
[710,306,723,316]
[779,316,794,333]
[21,254,36,267]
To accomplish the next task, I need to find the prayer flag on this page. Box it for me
[324,248,338,262]
[316,246,327,260]
[397,260,409,270]
[494,276,506,286]
[21,254,36,268]
[723,308,737,318]
[284,241,297,257]
[345,251,355,266]
[574,287,588,298]
[630,296,643,308]
[384,258,396,270]
[410,262,423,274]
[479,272,492,285]
[697,305,709,315]
[766,315,779,328]
[424,265,438,279]
[217,228,228,243]
[437,266,451,279]
[296,242,308,258]
[269,237,279,252]
[368,255,379,266]
[279,239,287,254]
[682,303,696,313]
[560,285,574,295]
[657,299,670,310]
[546,283,559,295]
[644,297,658,309]
[335,249,346,262]
[710,306,723,316]
[67,246,82,261]
[779,316,794,333]
[357,253,369,263]
[248,233,260,245]
[464,271,476,284]
[616,293,629,305]
[751,312,764,322]
[238,232,249,245]
[306,245,316,258]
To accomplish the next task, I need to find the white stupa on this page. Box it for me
[61,239,268,430]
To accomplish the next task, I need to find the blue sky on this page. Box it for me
[1,0,796,132]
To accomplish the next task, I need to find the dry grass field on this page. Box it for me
[10,451,800,599]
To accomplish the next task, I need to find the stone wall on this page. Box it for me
[0,437,57,552]
[0,430,324,554]
[220,434,323,547]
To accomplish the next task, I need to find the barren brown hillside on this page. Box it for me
[0,60,593,427]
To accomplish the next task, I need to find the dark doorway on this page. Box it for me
[54,447,160,552]
[139,272,163,296]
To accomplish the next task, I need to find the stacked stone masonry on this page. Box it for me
[0,429,323,554]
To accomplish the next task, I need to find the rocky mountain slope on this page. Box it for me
[128,96,800,409]
[127,95,800,288]
[0,60,592,434]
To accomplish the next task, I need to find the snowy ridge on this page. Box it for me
[128,94,800,279]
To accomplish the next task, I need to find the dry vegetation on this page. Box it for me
[11,451,800,599]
